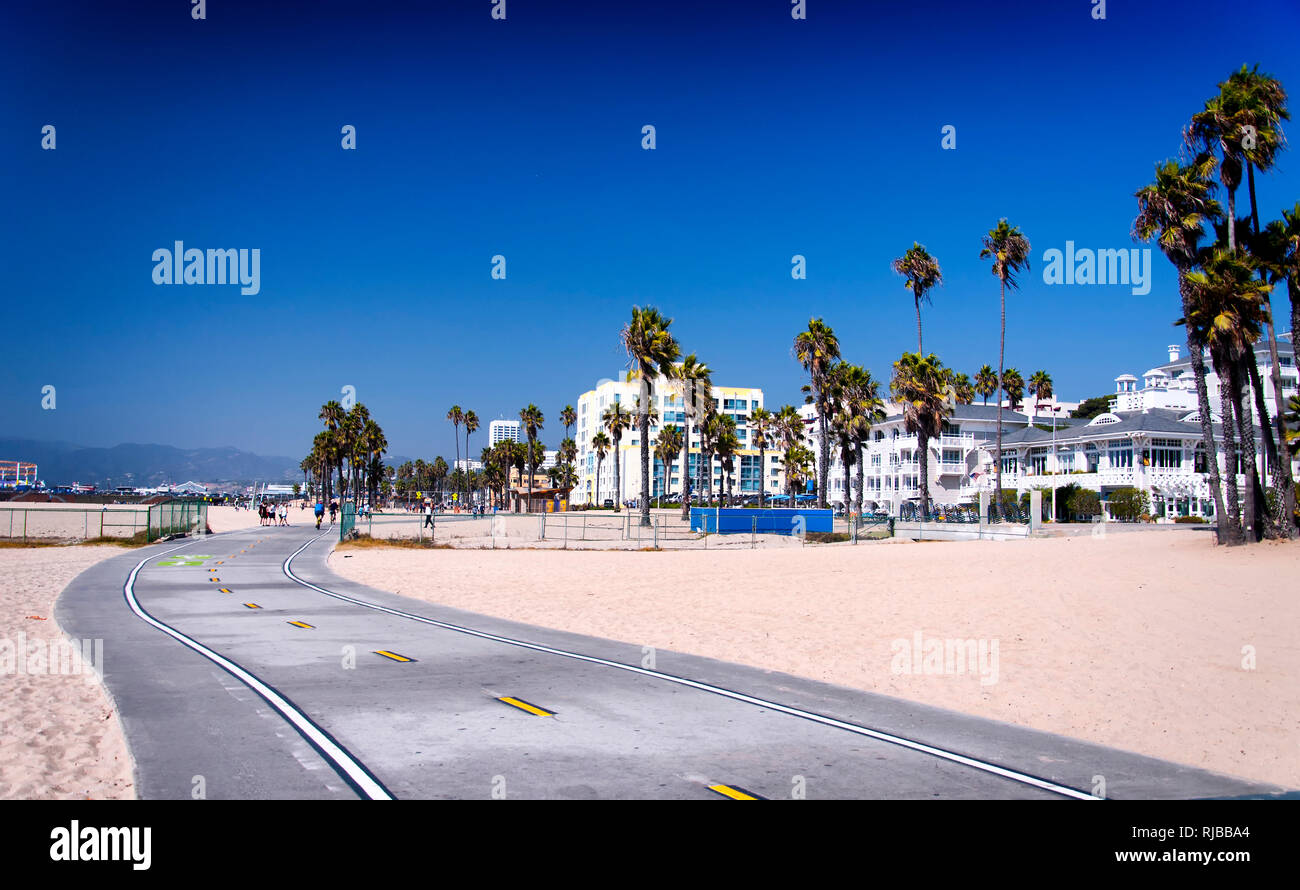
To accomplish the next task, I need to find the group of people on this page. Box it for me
[313,499,339,529]
[258,501,289,526]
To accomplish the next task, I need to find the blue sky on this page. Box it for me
[2,0,1299,462]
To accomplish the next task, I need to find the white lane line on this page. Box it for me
[285,535,1100,800]
[123,538,392,801]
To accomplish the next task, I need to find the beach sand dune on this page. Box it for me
[330,528,1300,789]
[0,545,134,799]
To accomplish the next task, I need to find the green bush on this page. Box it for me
[1065,488,1101,518]
[1108,487,1149,522]
[1174,515,1207,524]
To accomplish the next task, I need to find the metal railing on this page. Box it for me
[0,499,207,542]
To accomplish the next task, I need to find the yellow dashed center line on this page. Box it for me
[209,578,220,582]
[497,696,555,717]
[218,588,231,593]
[373,650,415,662]
[287,621,315,629]
[708,784,762,800]
[243,603,261,609]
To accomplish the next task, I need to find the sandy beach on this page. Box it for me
[330,528,1300,788]
[0,545,134,799]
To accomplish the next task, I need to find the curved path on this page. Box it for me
[56,525,1284,800]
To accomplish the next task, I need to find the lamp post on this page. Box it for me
[1051,404,1058,522]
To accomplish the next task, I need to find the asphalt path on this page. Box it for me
[55,524,1287,800]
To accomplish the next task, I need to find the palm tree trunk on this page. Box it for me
[842,446,852,518]
[526,435,533,513]
[1233,357,1264,542]
[1215,354,1244,543]
[995,277,1006,521]
[915,293,923,354]
[1246,353,1291,537]
[1180,272,1229,543]
[680,412,692,520]
[639,378,652,527]
[817,408,831,509]
[452,425,460,507]
[758,443,766,509]
[613,435,622,513]
[595,457,602,508]
[855,443,864,518]
[918,431,930,517]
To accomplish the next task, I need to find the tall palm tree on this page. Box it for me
[980,220,1031,520]
[319,400,345,500]
[891,243,943,353]
[621,306,680,526]
[1184,248,1273,542]
[974,365,998,406]
[793,318,841,508]
[673,354,712,518]
[518,404,544,513]
[655,425,683,506]
[446,405,463,504]
[774,404,805,499]
[463,410,479,506]
[560,405,577,442]
[1028,370,1053,420]
[891,352,955,518]
[432,456,449,505]
[602,401,632,512]
[1134,153,1232,541]
[591,430,611,507]
[750,406,775,508]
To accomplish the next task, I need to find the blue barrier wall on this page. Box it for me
[690,507,833,535]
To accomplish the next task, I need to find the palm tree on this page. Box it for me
[828,363,885,518]
[793,318,841,508]
[518,404,544,513]
[1001,367,1025,412]
[319,400,345,500]
[892,243,943,353]
[1184,248,1273,542]
[602,401,632,512]
[655,425,683,506]
[711,415,738,505]
[774,404,805,499]
[621,306,680,526]
[1134,153,1233,541]
[673,354,712,518]
[446,405,463,504]
[974,365,998,406]
[432,456,449,505]
[891,352,955,518]
[560,405,577,442]
[463,410,479,507]
[783,445,815,501]
[1028,370,1053,420]
[980,219,1031,521]
[951,373,975,406]
[750,406,775,508]
[591,430,611,507]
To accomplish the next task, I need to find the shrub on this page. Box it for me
[1107,487,1149,522]
[1065,488,1100,518]
[1174,515,1207,524]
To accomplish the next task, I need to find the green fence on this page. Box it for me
[0,499,207,542]
[147,500,208,541]
[340,502,356,541]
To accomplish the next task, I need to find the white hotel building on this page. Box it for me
[802,332,1296,521]
[573,373,777,505]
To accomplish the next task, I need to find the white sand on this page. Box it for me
[330,529,1300,788]
[0,545,134,799]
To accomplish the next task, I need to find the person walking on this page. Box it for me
[422,499,434,530]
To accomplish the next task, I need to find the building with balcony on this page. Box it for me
[573,371,770,505]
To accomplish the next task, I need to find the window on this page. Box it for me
[1149,439,1182,469]
[740,455,761,492]
[942,449,961,464]
[1108,444,1133,468]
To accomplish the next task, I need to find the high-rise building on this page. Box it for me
[488,419,523,445]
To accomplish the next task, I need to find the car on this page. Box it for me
[602,498,614,508]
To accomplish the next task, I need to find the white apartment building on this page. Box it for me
[801,333,1296,521]
[1110,332,1296,418]
[573,372,772,505]
[488,419,523,445]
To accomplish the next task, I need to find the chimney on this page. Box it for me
[1168,344,1180,363]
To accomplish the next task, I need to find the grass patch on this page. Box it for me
[336,535,452,550]
[804,532,851,543]
[0,534,151,548]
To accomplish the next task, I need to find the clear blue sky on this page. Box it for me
[2,0,1298,461]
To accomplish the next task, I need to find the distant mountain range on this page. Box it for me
[0,438,301,488]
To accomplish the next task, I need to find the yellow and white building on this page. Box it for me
[573,372,775,505]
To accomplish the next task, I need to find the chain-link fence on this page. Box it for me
[1,498,207,543]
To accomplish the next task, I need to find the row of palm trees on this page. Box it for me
[1133,64,1298,544]
[304,401,389,507]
